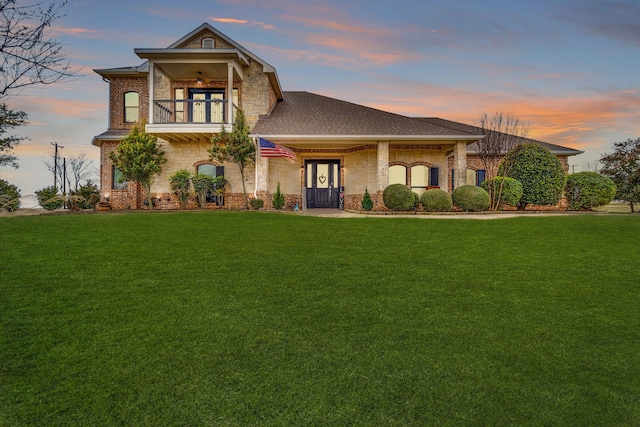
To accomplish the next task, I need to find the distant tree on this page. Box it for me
[474,112,528,210]
[0,178,20,211]
[45,151,95,192]
[0,103,27,168]
[109,124,167,210]
[208,109,255,209]
[600,138,640,212]
[500,143,565,208]
[0,0,77,98]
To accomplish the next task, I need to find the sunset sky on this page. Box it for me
[2,0,639,195]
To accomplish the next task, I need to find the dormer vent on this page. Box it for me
[202,38,215,49]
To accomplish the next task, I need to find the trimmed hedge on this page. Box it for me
[451,185,490,212]
[420,189,452,212]
[481,176,523,207]
[361,188,373,211]
[500,143,566,206]
[565,172,616,210]
[383,184,416,211]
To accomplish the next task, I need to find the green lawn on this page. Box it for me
[1,212,639,426]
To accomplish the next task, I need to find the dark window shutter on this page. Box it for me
[477,170,486,186]
[216,166,224,177]
[451,169,454,188]
[430,167,439,187]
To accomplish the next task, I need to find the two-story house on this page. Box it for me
[92,23,582,210]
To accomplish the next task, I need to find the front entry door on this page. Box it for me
[306,160,340,209]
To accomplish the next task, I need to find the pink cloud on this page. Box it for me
[211,17,275,30]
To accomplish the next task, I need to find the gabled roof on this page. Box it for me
[252,92,483,140]
[421,117,583,155]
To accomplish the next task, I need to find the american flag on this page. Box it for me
[258,137,296,162]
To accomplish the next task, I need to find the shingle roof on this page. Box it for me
[419,117,584,155]
[252,92,481,137]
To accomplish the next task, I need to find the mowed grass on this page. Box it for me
[1,212,639,426]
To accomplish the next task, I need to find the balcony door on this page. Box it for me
[190,89,224,123]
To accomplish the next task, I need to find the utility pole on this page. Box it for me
[63,157,67,209]
[50,142,64,192]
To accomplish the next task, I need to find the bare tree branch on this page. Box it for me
[0,0,78,98]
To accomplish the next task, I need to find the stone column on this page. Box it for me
[255,153,269,194]
[148,62,154,124]
[377,141,389,192]
[453,141,467,189]
[227,63,234,125]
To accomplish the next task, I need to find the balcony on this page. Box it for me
[146,99,237,144]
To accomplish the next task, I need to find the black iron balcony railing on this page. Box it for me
[152,99,237,124]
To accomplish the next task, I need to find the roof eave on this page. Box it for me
[250,134,484,141]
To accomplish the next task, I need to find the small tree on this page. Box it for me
[209,109,255,209]
[600,138,640,212]
[191,173,215,208]
[361,187,373,211]
[475,112,528,210]
[0,178,20,211]
[272,181,285,209]
[169,169,192,209]
[500,143,565,208]
[109,123,167,210]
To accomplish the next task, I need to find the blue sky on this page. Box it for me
[2,0,639,195]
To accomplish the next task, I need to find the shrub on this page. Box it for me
[191,174,215,208]
[500,143,566,207]
[0,179,21,212]
[169,169,192,209]
[420,188,452,212]
[481,176,524,208]
[452,185,490,212]
[413,192,420,209]
[250,198,264,209]
[272,182,285,210]
[361,188,373,211]
[69,180,100,210]
[383,184,415,211]
[35,186,64,210]
[565,172,617,210]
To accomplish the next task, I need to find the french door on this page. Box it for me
[190,89,224,123]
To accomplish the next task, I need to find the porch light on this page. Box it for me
[196,72,203,83]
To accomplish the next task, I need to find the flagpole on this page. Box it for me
[253,136,259,198]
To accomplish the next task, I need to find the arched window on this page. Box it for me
[124,91,139,123]
[410,165,429,196]
[389,165,407,185]
[112,165,127,190]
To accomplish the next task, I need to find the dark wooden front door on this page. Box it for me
[306,160,340,209]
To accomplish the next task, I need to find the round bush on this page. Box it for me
[565,172,616,210]
[481,176,523,207]
[420,188,452,212]
[35,186,64,210]
[451,185,490,212]
[0,179,21,212]
[383,184,416,211]
[250,198,264,209]
[500,143,566,206]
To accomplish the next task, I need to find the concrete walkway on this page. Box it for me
[293,209,580,219]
